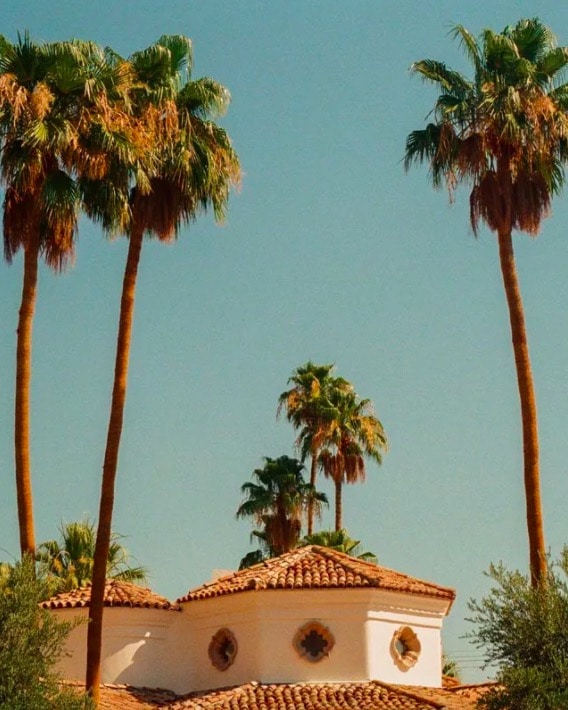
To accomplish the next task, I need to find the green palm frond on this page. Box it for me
[155,35,192,79]
[300,528,378,564]
[509,17,555,63]
[41,170,78,223]
[449,25,483,78]
[411,59,471,95]
[404,125,442,170]
[537,48,568,82]
[548,82,568,109]
[238,549,266,570]
[36,519,148,591]
[178,78,230,119]
[482,29,520,74]
[79,173,131,234]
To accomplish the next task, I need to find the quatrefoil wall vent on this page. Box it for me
[208,628,238,671]
[293,621,335,662]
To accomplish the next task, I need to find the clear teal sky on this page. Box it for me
[2,0,568,681]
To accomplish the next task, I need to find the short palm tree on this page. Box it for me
[318,388,387,531]
[0,35,133,558]
[36,519,147,596]
[404,18,568,586]
[278,362,350,534]
[236,456,328,557]
[85,36,240,701]
[300,528,378,563]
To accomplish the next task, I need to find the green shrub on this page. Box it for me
[0,556,91,709]
[468,549,568,709]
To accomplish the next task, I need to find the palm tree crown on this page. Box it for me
[405,18,568,586]
[36,519,147,596]
[278,362,351,534]
[318,388,387,531]
[236,456,328,557]
[405,19,568,235]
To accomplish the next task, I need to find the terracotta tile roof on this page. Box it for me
[63,682,178,709]
[160,681,467,709]
[40,580,181,611]
[450,682,499,701]
[391,685,476,710]
[177,546,455,604]
[63,681,489,709]
[393,683,497,709]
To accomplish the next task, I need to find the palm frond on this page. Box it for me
[155,35,193,79]
[536,48,568,82]
[178,77,230,119]
[509,18,555,64]
[411,59,471,95]
[449,24,483,78]
[404,124,442,173]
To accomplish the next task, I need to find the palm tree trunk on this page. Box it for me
[334,478,342,532]
[14,235,40,558]
[497,229,546,587]
[307,452,318,535]
[86,221,144,704]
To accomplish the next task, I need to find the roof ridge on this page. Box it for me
[309,545,383,580]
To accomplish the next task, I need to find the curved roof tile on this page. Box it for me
[60,681,492,710]
[162,680,471,709]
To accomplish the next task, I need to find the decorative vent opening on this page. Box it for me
[293,621,334,663]
[391,625,421,670]
[208,628,238,671]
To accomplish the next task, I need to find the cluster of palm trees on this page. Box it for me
[236,362,387,566]
[405,18,568,588]
[3,11,564,700]
[279,361,388,532]
[0,33,240,704]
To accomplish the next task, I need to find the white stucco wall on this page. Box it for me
[173,587,449,693]
[52,586,450,693]
[253,590,368,685]
[364,591,446,686]
[168,593,264,694]
[51,607,180,689]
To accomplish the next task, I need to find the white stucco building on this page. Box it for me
[42,546,490,709]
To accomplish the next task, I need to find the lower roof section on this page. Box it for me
[74,680,496,710]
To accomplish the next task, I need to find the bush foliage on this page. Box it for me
[0,556,91,709]
[468,548,568,709]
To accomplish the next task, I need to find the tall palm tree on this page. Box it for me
[278,362,350,534]
[84,36,240,701]
[319,388,387,531]
[36,519,147,596]
[300,528,378,563]
[236,456,328,557]
[404,18,568,586]
[0,35,134,558]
